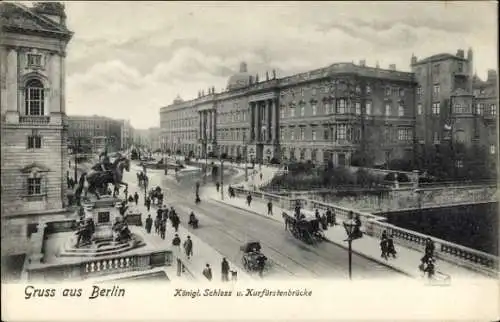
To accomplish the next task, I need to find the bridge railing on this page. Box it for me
[233,187,499,277]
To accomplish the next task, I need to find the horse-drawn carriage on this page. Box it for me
[240,241,267,275]
[148,186,163,205]
[282,213,325,244]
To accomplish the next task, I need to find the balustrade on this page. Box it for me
[234,185,499,276]
[82,254,150,277]
[19,115,50,124]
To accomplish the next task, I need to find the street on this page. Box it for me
[125,163,404,280]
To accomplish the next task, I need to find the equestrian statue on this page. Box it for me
[74,150,130,201]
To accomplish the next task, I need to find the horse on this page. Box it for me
[85,157,130,200]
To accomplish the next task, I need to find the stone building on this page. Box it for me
[412,49,497,171]
[0,2,73,257]
[67,115,123,153]
[160,61,417,166]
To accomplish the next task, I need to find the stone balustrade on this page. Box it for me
[81,254,152,278]
[233,187,499,276]
[19,115,50,125]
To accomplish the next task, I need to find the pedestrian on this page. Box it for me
[320,213,328,230]
[260,172,263,181]
[157,207,163,221]
[203,264,212,281]
[216,182,220,192]
[387,235,397,258]
[246,193,252,206]
[221,258,230,282]
[267,200,273,216]
[172,215,180,232]
[424,257,435,279]
[184,235,193,259]
[160,219,166,240]
[128,195,134,203]
[145,214,153,234]
[145,197,151,212]
[380,232,388,260]
[315,209,320,220]
[172,234,181,251]
[134,192,139,205]
[154,217,160,234]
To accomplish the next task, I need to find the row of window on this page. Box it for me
[416,103,497,116]
[280,100,407,118]
[282,83,410,99]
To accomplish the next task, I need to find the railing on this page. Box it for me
[81,254,152,278]
[234,186,499,276]
[19,115,50,124]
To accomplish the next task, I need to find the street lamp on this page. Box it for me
[342,213,359,280]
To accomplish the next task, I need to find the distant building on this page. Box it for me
[120,119,133,151]
[67,115,122,153]
[148,127,161,151]
[0,2,73,257]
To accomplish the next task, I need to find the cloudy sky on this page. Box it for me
[57,1,498,129]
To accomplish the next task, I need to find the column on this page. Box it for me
[271,99,277,142]
[5,48,18,116]
[267,99,272,141]
[250,102,256,140]
[212,110,216,141]
[198,111,202,139]
[256,102,261,141]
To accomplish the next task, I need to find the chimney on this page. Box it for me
[359,60,366,67]
[411,54,417,65]
[456,49,465,58]
[487,69,497,82]
[389,64,396,71]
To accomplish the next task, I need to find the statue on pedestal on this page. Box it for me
[112,216,132,243]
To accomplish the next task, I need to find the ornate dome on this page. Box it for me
[226,62,250,91]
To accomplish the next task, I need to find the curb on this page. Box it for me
[211,197,415,278]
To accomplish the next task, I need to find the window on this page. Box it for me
[476,103,484,115]
[280,107,285,119]
[299,149,305,160]
[490,104,497,115]
[398,128,410,141]
[300,105,305,116]
[366,101,372,115]
[312,130,316,141]
[433,64,440,75]
[355,86,361,94]
[432,102,440,115]
[24,79,45,116]
[290,130,295,140]
[490,145,496,154]
[366,85,371,94]
[355,102,361,115]
[27,178,42,195]
[324,103,331,114]
[454,104,466,114]
[290,108,295,117]
[399,88,405,97]
[385,87,391,96]
[337,99,346,114]
[398,105,405,116]
[455,160,463,168]
[27,53,42,67]
[301,88,305,97]
[324,129,329,140]
[312,103,317,116]
[311,149,317,162]
[417,86,423,96]
[433,132,440,145]
[417,103,423,115]
[27,135,42,149]
[385,104,391,116]
[312,88,317,96]
[337,125,347,140]
[280,128,285,141]
[323,86,329,93]
[300,128,305,140]
[433,84,440,96]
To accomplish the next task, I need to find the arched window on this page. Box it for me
[25,79,45,116]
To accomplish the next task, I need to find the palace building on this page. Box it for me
[1,2,73,257]
[160,61,417,166]
[160,52,497,170]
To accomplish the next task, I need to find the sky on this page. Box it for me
[51,1,499,129]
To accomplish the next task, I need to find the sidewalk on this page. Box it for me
[124,177,253,282]
[205,186,486,280]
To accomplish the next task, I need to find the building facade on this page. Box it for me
[160,50,497,171]
[412,49,498,173]
[160,61,417,166]
[1,2,73,256]
[67,115,123,153]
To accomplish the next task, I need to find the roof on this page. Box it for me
[0,2,72,40]
[413,53,466,65]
